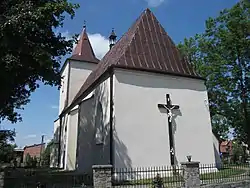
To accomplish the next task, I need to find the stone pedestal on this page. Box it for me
[92,165,112,188]
[181,161,200,188]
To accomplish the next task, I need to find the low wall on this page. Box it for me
[0,167,93,188]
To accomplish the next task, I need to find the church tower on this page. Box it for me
[58,24,99,114]
[52,24,100,169]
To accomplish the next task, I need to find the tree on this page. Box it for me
[0,129,16,163]
[41,140,53,167]
[231,140,246,163]
[177,35,231,138]
[24,153,33,167]
[0,0,79,123]
[177,0,250,142]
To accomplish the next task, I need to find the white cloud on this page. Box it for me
[51,105,59,109]
[24,134,37,139]
[56,30,71,40]
[88,33,109,59]
[145,0,166,7]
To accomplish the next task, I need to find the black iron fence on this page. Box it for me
[2,163,250,187]
[112,166,183,187]
[200,163,250,185]
[3,167,93,188]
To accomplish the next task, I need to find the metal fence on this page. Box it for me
[3,168,93,188]
[200,163,250,185]
[112,166,183,188]
[2,163,250,188]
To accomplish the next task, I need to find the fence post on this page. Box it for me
[181,161,200,188]
[92,165,112,188]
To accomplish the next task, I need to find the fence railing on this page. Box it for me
[1,163,250,188]
[200,163,250,185]
[113,166,184,187]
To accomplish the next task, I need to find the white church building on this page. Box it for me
[51,9,221,172]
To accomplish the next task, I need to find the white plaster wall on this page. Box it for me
[213,133,222,166]
[59,113,69,169]
[68,61,97,105]
[113,69,216,168]
[59,63,69,114]
[76,77,111,172]
[65,106,79,170]
[50,119,60,167]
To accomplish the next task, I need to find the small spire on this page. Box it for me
[83,20,86,29]
[109,28,117,49]
[145,8,151,13]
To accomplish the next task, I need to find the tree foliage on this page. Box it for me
[41,140,53,167]
[231,140,247,163]
[24,153,38,168]
[0,0,79,123]
[177,0,250,142]
[0,129,16,163]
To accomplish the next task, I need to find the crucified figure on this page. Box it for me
[162,105,177,122]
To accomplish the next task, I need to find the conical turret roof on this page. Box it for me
[70,27,99,63]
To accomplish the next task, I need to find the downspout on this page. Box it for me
[76,102,82,170]
[109,68,114,166]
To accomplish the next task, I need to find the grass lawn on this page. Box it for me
[113,165,250,187]
[113,174,183,186]
[200,166,248,180]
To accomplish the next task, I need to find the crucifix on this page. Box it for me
[158,94,180,166]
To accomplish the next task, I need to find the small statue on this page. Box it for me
[152,173,164,188]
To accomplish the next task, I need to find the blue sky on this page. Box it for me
[1,0,238,148]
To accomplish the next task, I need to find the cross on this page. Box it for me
[158,94,180,166]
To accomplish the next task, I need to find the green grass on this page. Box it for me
[200,166,248,180]
[113,174,183,186]
[114,165,250,187]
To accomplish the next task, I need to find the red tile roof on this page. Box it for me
[220,140,233,154]
[64,8,204,113]
[70,27,99,63]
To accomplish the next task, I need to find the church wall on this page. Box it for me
[65,106,79,171]
[68,60,97,105]
[76,77,111,172]
[50,118,60,168]
[59,62,69,115]
[212,133,222,167]
[58,113,70,169]
[113,69,216,168]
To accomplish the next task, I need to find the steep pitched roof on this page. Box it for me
[70,27,99,63]
[65,9,203,112]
